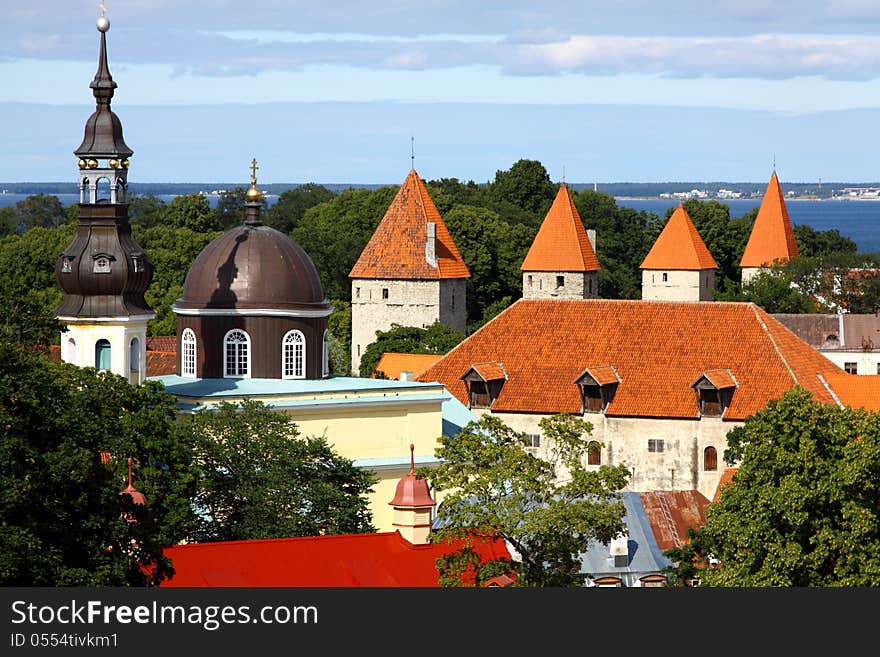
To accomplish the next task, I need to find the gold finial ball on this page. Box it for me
[78,159,87,169]
[121,159,130,168]
[246,185,263,202]
[108,159,119,169]
[87,159,99,169]
[97,16,110,33]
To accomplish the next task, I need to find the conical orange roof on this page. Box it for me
[740,172,799,268]
[349,169,470,280]
[520,183,600,272]
[641,203,718,270]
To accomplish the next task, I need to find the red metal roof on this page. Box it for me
[349,169,470,280]
[640,203,717,271]
[521,183,600,273]
[740,172,799,268]
[638,490,710,552]
[159,531,510,587]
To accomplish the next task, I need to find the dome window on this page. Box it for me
[92,252,115,274]
[181,329,197,378]
[223,329,250,378]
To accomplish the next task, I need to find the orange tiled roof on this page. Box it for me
[740,172,799,268]
[147,336,177,352]
[822,372,880,411]
[713,468,738,503]
[465,361,507,382]
[417,299,847,420]
[699,369,738,390]
[374,352,443,380]
[575,365,621,386]
[349,169,470,280]
[640,204,717,271]
[520,183,600,272]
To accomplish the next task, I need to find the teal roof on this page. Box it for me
[149,375,443,399]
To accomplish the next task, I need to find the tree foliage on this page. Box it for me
[664,388,880,586]
[186,400,376,542]
[0,299,197,585]
[359,321,465,378]
[424,414,630,587]
[266,183,335,235]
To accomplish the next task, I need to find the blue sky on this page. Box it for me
[3,1,880,184]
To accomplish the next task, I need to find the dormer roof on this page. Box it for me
[740,172,799,268]
[641,204,717,271]
[521,183,600,273]
[349,169,470,280]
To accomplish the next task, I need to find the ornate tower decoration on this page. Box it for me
[55,7,155,384]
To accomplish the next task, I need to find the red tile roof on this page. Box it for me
[349,169,470,280]
[521,183,600,272]
[740,172,799,268]
[146,351,177,377]
[712,468,738,503]
[417,299,854,420]
[822,372,880,411]
[147,336,177,352]
[640,203,717,271]
[159,531,510,587]
[639,490,710,551]
[374,353,443,380]
[699,369,738,390]
[576,365,621,386]
[465,362,507,382]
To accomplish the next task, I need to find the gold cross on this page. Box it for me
[250,158,259,186]
[100,1,106,17]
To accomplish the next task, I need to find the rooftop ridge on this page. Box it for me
[640,203,718,270]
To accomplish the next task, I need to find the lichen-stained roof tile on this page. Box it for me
[417,299,846,420]
[740,171,799,268]
[641,203,717,271]
[521,183,600,272]
[349,169,469,280]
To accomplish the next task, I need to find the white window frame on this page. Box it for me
[282,330,306,379]
[322,329,330,377]
[181,328,197,378]
[223,329,251,378]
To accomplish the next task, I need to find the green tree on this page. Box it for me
[186,400,376,542]
[327,298,352,376]
[161,193,219,232]
[127,194,166,229]
[13,193,67,231]
[359,322,465,378]
[266,183,335,235]
[794,224,858,258]
[424,414,631,587]
[0,293,197,585]
[489,159,556,222]
[735,269,819,313]
[0,206,17,237]
[663,388,880,586]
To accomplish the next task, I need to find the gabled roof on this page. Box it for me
[462,361,507,382]
[349,169,470,280]
[740,171,799,268]
[374,353,443,380]
[640,203,717,271]
[417,299,859,420]
[159,531,510,587]
[575,365,621,386]
[520,183,600,273]
[693,369,738,390]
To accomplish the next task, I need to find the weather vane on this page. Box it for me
[250,158,259,186]
[410,136,415,169]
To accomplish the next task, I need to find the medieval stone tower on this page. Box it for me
[349,169,470,375]
[740,171,799,284]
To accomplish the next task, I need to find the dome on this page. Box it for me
[175,224,330,312]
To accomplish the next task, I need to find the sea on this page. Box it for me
[1,192,879,254]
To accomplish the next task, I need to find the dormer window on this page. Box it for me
[574,365,620,414]
[91,253,115,274]
[691,369,738,418]
[460,362,507,409]
[61,256,74,273]
[131,254,143,273]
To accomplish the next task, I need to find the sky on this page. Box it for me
[3,1,880,184]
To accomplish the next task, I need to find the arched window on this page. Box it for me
[129,337,140,384]
[282,330,306,379]
[588,442,602,466]
[322,329,330,377]
[95,339,111,371]
[703,446,718,472]
[224,329,250,378]
[65,337,77,362]
[181,329,197,378]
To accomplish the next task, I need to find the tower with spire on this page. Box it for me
[55,9,155,384]
[520,182,600,299]
[349,168,470,375]
[740,171,799,284]
[640,203,718,301]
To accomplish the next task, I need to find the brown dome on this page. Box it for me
[175,224,330,312]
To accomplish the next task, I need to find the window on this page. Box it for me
[877,363,880,375]
[223,329,250,378]
[132,255,142,273]
[95,339,111,371]
[662,272,668,282]
[528,275,533,288]
[588,278,593,295]
[844,362,858,374]
[468,380,491,408]
[181,328,197,378]
[699,388,722,416]
[583,384,603,412]
[322,329,330,377]
[282,330,306,379]
[129,337,140,384]
[648,438,664,453]
[93,256,111,274]
[556,275,565,288]
[588,442,601,465]
[65,337,76,362]
[382,288,389,300]
[703,446,718,471]
[355,287,360,298]
[527,434,541,448]
[61,257,73,273]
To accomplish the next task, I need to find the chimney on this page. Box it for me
[426,222,437,267]
[610,533,629,568]
[587,229,597,253]
[400,370,414,381]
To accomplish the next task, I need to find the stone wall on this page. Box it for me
[641,269,714,302]
[522,271,598,300]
